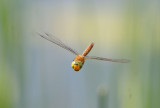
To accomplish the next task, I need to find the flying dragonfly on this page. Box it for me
[38,32,130,71]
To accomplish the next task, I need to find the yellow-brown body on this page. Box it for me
[71,42,94,71]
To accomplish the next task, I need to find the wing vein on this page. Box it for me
[38,32,79,55]
[85,56,130,63]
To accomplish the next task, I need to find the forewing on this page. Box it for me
[38,32,79,55]
[85,56,130,63]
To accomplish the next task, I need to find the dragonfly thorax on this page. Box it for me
[71,61,83,71]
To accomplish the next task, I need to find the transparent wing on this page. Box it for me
[38,32,79,55]
[85,56,130,63]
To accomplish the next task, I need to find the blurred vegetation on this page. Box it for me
[0,0,24,108]
[122,1,160,108]
[97,85,108,108]
[0,0,160,108]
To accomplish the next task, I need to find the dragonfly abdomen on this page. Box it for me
[82,42,94,56]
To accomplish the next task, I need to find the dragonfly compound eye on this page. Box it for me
[71,61,83,71]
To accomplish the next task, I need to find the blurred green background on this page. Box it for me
[0,0,160,108]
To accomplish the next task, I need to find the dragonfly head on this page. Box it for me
[71,61,83,71]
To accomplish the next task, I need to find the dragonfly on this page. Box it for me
[38,32,130,71]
